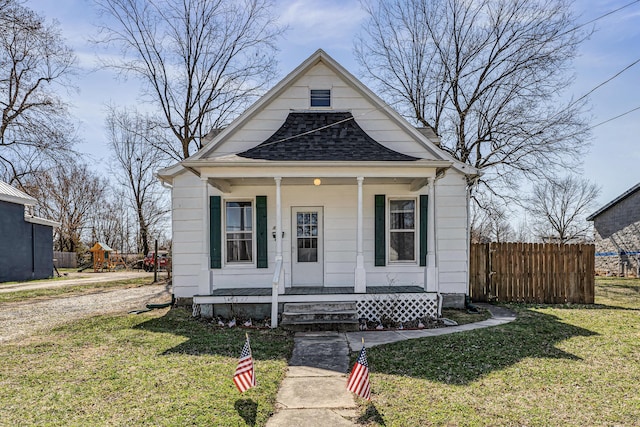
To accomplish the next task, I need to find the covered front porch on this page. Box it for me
[193,285,441,326]
[187,162,447,291]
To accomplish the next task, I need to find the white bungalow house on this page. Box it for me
[158,50,477,327]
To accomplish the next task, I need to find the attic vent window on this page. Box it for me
[310,89,331,107]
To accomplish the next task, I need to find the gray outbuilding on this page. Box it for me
[0,181,60,282]
[587,182,640,277]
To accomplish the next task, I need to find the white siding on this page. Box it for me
[209,62,439,161]
[171,172,204,298]
[435,171,469,294]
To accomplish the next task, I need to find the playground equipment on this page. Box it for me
[89,242,127,272]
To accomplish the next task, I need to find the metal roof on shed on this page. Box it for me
[0,180,36,206]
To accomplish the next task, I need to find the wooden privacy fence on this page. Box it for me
[470,242,595,304]
[53,251,77,268]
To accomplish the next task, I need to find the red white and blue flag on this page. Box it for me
[233,334,256,393]
[347,340,371,400]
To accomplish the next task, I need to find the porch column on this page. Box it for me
[274,177,285,293]
[355,176,366,292]
[425,178,439,292]
[200,177,212,294]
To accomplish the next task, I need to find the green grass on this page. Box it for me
[355,277,640,426]
[0,272,79,286]
[0,307,294,426]
[0,278,156,303]
[441,308,492,325]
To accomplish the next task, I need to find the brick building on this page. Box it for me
[587,183,640,276]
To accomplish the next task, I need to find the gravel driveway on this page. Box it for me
[0,271,157,293]
[0,283,172,344]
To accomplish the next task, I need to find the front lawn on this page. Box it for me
[357,277,640,426]
[0,308,294,426]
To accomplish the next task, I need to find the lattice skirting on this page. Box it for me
[192,303,201,318]
[356,293,439,323]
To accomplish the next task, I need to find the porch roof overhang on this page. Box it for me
[182,157,451,179]
[180,157,452,192]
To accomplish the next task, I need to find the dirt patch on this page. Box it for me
[0,283,172,344]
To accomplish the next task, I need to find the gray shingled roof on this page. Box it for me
[237,111,419,161]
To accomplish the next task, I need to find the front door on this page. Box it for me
[291,207,324,286]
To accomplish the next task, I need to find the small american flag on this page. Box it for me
[347,340,371,400]
[233,334,256,393]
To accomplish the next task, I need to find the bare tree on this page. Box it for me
[355,0,591,197]
[105,106,170,255]
[23,163,105,254]
[527,175,600,244]
[89,188,132,253]
[0,0,77,185]
[94,0,285,160]
[471,202,515,243]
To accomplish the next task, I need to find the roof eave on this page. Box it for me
[25,215,60,228]
[182,158,453,169]
[586,182,640,221]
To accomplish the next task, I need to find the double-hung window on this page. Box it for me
[389,199,416,262]
[225,201,253,263]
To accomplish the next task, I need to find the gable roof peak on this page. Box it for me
[180,48,477,176]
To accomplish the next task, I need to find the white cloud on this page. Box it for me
[278,0,366,47]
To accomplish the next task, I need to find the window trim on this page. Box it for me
[309,88,332,108]
[223,198,255,265]
[387,197,418,264]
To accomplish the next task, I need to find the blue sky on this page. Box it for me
[27,0,640,211]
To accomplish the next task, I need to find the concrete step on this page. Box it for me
[282,311,358,322]
[283,302,357,313]
[281,302,359,332]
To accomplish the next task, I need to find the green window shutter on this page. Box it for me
[374,194,386,266]
[256,196,268,268]
[210,196,222,269]
[420,195,428,267]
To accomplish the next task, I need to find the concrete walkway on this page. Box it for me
[265,304,516,426]
[345,303,516,351]
[266,332,358,426]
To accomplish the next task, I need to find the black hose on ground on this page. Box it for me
[146,294,175,309]
[129,294,175,314]
[465,295,480,313]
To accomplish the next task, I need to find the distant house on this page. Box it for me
[587,183,640,277]
[158,50,478,324]
[0,181,60,282]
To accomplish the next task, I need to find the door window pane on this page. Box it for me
[297,211,318,262]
